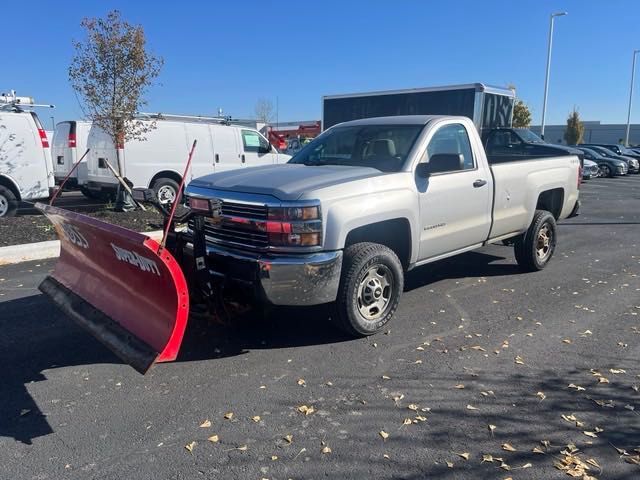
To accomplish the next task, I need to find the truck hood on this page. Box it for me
[188,164,385,201]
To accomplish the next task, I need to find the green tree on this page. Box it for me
[69,10,163,209]
[564,107,585,145]
[512,99,532,128]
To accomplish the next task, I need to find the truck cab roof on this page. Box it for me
[333,115,461,128]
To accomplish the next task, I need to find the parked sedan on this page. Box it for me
[574,147,628,177]
[582,159,600,179]
[581,144,640,173]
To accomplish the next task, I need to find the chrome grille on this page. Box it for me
[190,200,269,249]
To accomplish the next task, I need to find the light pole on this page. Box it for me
[540,11,567,140]
[625,49,640,146]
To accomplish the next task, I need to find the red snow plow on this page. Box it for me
[36,203,191,373]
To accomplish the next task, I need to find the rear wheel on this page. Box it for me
[0,185,18,218]
[514,210,557,272]
[80,187,99,200]
[152,178,180,205]
[331,242,403,337]
[598,164,613,178]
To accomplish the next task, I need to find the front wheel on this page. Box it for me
[598,164,613,178]
[331,242,404,337]
[514,210,557,272]
[152,178,180,205]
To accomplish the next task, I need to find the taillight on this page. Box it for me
[38,128,49,148]
[68,132,77,148]
[578,164,583,188]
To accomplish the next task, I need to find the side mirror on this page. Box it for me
[418,153,464,177]
[132,188,157,203]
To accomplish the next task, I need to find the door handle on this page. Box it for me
[241,154,246,163]
[473,179,487,188]
[215,153,219,163]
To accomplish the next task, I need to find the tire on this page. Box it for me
[152,177,180,205]
[0,185,18,218]
[514,210,557,272]
[331,242,404,337]
[598,164,613,178]
[80,187,99,200]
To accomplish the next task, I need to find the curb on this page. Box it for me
[0,230,164,266]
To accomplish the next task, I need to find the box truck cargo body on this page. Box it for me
[322,83,514,134]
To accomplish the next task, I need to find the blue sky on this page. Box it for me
[3,0,639,128]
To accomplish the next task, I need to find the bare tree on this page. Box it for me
[255,98,275,123]
[69,10,163,209]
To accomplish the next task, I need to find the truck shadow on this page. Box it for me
[405,250,520,292]
[0,250,520,444]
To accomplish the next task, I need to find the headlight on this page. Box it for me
[266,204,322,247]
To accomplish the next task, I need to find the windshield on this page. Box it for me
[289,124,423,172]
[514,129,544,143]
[621,146,638,155]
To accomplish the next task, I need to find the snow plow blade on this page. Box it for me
[36,203,189,374]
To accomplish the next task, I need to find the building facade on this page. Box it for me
[530,122,640,146]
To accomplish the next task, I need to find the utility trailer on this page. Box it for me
[322,83,515,134]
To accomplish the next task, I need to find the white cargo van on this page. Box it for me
[0,94,54,217]
[85,115,291,203]
[52,121,92,193]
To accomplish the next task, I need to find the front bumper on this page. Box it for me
[203,243,343,306]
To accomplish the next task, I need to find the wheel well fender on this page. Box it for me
[0,175,21,201]
[536,188,564,219]
[344,218,412,270]
[149,170,183,189]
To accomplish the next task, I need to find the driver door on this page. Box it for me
[240,129,275,167]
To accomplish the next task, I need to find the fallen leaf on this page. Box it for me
[415,415,427,422]
[382,375,391,380]
[185,441,196,453]
[502,443,516,452]
[471,346,486,352]
[466,404,478,410]
[19,409,30,417]
[568,384,586,391]
[536,391,546,401]
[532,446,545,454]
[224,412,234,420]
[407,404,419,411]
[322,446,332,454]
[515,356,525,365]
[379,430,389,440]
[251,415,261,422]
[482,454,494,463]
[413,359,423,364]
[207,435,219,443]
[586,458,601,469]
[236,445,248,451]
[446,461,454,468]
[520,462,532,469]
[610,368,626,374]
[454,384,465,389]
[297,405,315,415]
[402,418,412,426]
[271,455,278,460]
[383,454,390,459]
[598,377,610,384]
[297,378,306,386]
[284,434,293,444]
[500,462,511,470]
[199,419,212,428]
[583,431,598,438]
[562,339,572,344]
[580,330,593,336]
[489,424,497,434]
[456,452,470,460]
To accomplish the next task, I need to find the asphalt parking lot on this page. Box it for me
[1,175,639,480]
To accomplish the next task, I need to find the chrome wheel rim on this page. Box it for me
[357,265,393,321]
[536,224,552,261]
[157,185,176,204]
[0,194,8,217]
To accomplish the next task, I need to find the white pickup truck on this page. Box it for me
[184,115,581,336]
